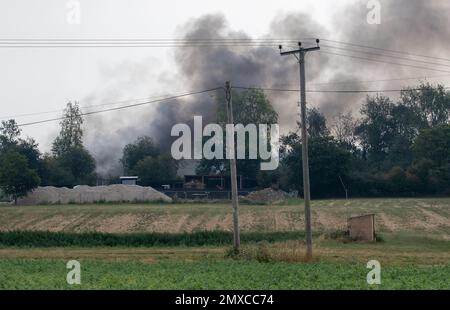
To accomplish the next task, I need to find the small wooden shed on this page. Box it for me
[348,214,375,241]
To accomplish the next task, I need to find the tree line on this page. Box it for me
[197,83,450,198]
[0,83,449,202]
[0,101,178,202]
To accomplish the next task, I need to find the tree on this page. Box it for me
[132,154,178,186]
[0,120,42,171]
[197,88,278,182]
[121,136,160,174]
[384,103,423,166]
[307,107,329,138]
[40,148,96,188]
[400,83,450,128]
[121,136,177,186]
[0,151,40,204]
[14,137,42,172]
[355,95,397,164]
[39,154,75,187]
[407,159,438,194]
[331,111,358,150]
[281,133,351,198]
[414,124,450,167]
[0,119,21,147]
[217,88,278,126]
[52,102,84,156]
[0,120,46,185]
[413,124,450,193]
[57,147,96,186]
[44,102,96,187]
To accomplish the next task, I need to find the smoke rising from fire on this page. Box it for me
[83,0,450,175]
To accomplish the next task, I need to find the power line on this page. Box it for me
[233,86,450,93]
[2,37,450,67]
[319,44,450,69]
[0,38,312,42]
[0,44,287,49]
[11,84,450,125]
[309,74,450,86]
[16,87,221,127]
[319,38,450,63]
[287,41,450,69]
[0,38,301,41]
[0,94,177,120]
[6,74,449,120]
[4,37,450,74]
[0,38,311,48]
[319,51,450,74]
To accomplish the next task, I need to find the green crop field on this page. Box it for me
[0,198,449,289]
[1,259,449,290]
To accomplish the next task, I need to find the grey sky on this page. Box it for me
[0,0,348,151]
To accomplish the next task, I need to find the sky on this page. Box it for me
[0,0,349,149]
[1,0,449,174]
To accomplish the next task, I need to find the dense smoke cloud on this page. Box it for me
[316,0,450,115]
[84,0,450,175]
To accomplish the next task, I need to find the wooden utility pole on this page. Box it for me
[280,40,320,260]
[225,81,240,250]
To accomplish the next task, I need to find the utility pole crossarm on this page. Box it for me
[280,46,320,56]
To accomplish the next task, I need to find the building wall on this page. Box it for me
[121,180,137,186]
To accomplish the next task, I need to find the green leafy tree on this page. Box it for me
[400,83,450,128]
[14,137,42,172]
[121,136,160,174]
[132,154,178,186]
[44,102,96,187]
[58,147,96,186]
[0,151,40,204]
[384,166,412,195]
[307,107,329,138]
[219,89,278,125]
[39,154,75,187]
[0,120,41,169]
[197,88,278,182]
[0,119,46,185]
[280,133,351,198]
[0,119,21,147]
[413,125,450,192]
[52,102,83,156]
[414,124,450,167]
[407,159,438,194]
[355,95,397,164]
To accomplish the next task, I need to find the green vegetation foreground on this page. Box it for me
[0,259,448,289]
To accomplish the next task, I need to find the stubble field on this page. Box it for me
[0,198,449,289]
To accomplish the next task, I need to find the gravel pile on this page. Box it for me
[243,188,290,204]
[16,184,172,205]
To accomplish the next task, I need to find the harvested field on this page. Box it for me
[0,198,448,234]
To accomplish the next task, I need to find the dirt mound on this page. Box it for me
[243,188,290,204]
[16,185,172,205]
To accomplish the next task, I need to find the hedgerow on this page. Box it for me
[0,230,306,247]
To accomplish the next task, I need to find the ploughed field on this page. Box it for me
[0,198,448,289]
[0,198,449,235]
